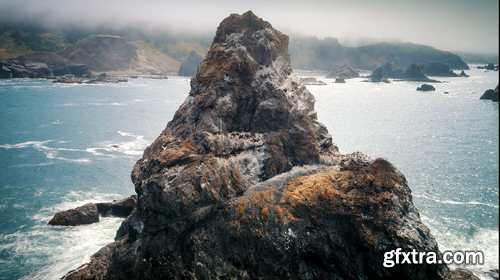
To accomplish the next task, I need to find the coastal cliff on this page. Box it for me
[63,11,451,280]
[58,35,138,72]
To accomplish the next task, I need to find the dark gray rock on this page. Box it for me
[0,65,13,79]
[95,195,137,217]
[417,84,436,91]
[334,78,346,83]
[300,77,326,85]
[325,65,359,79]
[426,62,458,77]
[480,84,499,102]
[406,62,427,79]
[370,62,405,82]
[48,203,99,226]
[48,62,91,77]
[178,51,204,77]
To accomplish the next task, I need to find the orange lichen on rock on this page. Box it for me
[261,207,270,217]
[235,197,249,215]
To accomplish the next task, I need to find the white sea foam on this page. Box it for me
[413,194,499,209]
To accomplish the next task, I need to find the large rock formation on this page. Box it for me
[425,62,466,77]
[63,11,451,280]
[178,51,204,76]
[0,52,91,78]
[370,62,405,82]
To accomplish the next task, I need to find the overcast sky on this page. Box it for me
[1,0,498,54]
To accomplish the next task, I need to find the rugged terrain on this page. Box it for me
[62,11,452,280]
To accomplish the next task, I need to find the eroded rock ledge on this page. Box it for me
[63,11,452,280]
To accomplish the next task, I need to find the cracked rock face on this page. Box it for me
[129,11,338,236]
[63,11,451,280]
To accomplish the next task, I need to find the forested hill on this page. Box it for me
[289,36,471,71]
[0,21,491,73]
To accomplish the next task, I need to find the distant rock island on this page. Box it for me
[62,11,454,280]
[367,62,459,83]
[289,38,470,71]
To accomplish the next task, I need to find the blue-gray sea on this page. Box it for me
[0,67,498,279]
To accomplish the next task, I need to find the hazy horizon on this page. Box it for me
[0,0,498,55]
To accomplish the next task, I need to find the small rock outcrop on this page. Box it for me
[477,63,498,71]
[48,195,137,226]
[417,84,436,91]
[300,77,326,85]
[480,84,499,102]
[426,62,461,77]
[62,11,451,280]
[406,62,427,79]
[96,195,137,217]
[178,51,204,77]
[48,203,99,226]
[459,70,469,77]
[369,62,404,82]
[325,65,359,79]
[334,78,346,83]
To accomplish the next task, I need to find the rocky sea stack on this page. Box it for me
[63,11,451,280]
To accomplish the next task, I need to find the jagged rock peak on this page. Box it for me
[129,11,338,239]
[135,10,337,186]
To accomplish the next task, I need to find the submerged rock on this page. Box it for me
[48,203,99,226]
[63,11,451,280]
[178,51,204,77]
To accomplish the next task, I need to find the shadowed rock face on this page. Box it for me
[62,11,451,280]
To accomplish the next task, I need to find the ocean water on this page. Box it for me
[0,68,498,279]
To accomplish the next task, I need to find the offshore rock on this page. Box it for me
[417,84,436,91]
[96,195,137,217]
[178,51,204,77]
[480,84,499,102]
[325,65,359,79]
[300,77,327,85]
[370,62,404,82]
[48,203,99,226]
[63,11,450,280]
[426,62,463,77]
